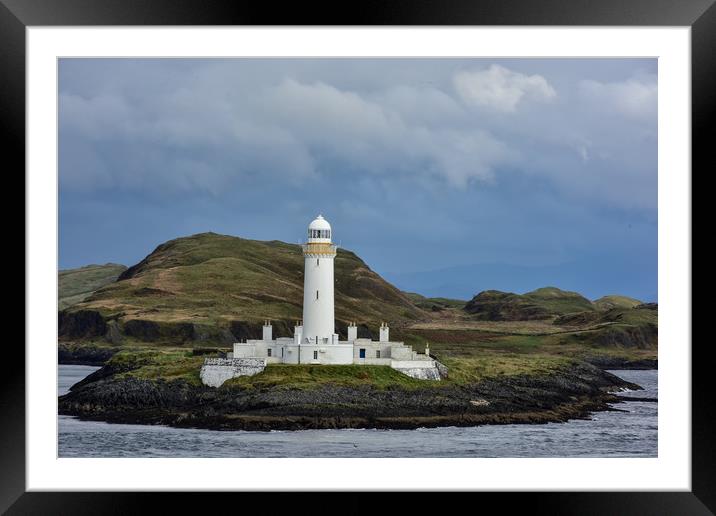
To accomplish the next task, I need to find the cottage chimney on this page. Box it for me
[347,321,358,341]
[379,322,389,342]
[294,321,303,345]
[263,320,273,342]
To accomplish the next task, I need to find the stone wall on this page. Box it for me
[391,359,442,381]
[200,357,267,388]
[392,365,442,381]
[434,359,449,379]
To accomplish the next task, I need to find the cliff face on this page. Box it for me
[58,360,639,431]
[58,343,118,366]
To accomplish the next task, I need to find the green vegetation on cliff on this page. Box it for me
[59,263,127,310]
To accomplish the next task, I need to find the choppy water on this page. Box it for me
[58,365,657,458]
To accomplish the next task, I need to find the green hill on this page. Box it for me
[464,286,595,321]
[593,295,643,310]
[59,263,127,310]
[60,233,424,344]
[522,287,595,314]
[403,292,467,311]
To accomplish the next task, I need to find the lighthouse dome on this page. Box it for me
[307,215,332,241]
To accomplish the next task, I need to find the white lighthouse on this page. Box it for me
[301,215,338,346]
[207,213,444,386]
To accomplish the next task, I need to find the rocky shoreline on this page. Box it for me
[582,355,658,370]
[58,343,119,366]
[58,362,642,431]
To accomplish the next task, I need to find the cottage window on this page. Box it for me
[376,350,381,358]
[313,350,318,360]
[267,348,272,357]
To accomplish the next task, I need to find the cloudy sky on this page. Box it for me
[59,58,657,301]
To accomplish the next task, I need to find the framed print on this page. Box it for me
[4,0,711,512]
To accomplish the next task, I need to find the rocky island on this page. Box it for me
[59,348,641,431]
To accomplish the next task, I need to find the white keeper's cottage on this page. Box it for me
[200,215,445,387]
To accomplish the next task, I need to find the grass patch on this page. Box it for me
[222,364,427,390]
[439,353,573,384]
[110,349,206,386]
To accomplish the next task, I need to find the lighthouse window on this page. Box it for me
[267,348,272,357]
[376,350,381,358]
[316,290,319,300]
[313,350,318,360]
[317,258,319,266]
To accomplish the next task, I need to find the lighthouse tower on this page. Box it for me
[213,212,444,380]
[302,215,338,345]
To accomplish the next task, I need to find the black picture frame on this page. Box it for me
[4,0,709,513]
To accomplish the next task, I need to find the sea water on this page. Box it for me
[58,365,657,458]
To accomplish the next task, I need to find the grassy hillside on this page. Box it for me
[593,295,643,310]
[61,233,424,343]
[59,263,127,310]
[463,286,594,321]
[403,292,467,311]
[551,303,658,349]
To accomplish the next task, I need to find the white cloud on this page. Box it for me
[579,74,657,118]
[453,64,556,112]
[262,78,514,187]
[58,59,656,214]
